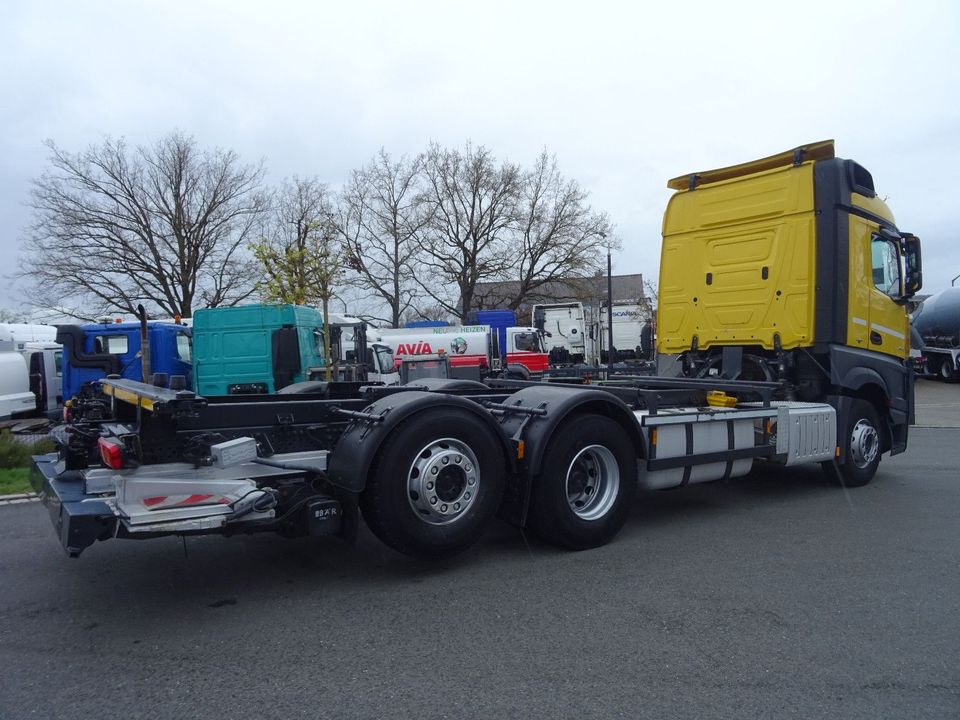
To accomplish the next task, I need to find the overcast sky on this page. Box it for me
[2,0,958,314]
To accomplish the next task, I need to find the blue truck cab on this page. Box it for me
[57,321,192,401]
[192,304,325,395]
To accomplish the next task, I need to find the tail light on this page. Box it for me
[98,438,124,470]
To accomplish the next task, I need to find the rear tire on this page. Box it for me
[939,358,956,383]
[528,415,638,550]
[360,408,506,560]
[823,399,882,488]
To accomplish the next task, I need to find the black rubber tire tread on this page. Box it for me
[528,414,638,550]
[359,407,506,560]
[939,358,956,383]
[824,398,882,488]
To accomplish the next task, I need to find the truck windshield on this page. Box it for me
[375,346,395,373]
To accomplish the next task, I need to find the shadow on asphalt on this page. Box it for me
[30,460,856,619]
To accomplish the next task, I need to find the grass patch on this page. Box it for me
[0,467,32,495]
[0,431,55,470]
[0,431,56,496]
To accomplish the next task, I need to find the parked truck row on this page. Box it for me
[532,301,655,367]
[5,304,556,421]
[30,141,923,562]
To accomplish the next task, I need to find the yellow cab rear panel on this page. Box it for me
[659,156,818,353]
[658,140,908,361]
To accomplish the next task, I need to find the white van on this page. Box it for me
[0,325,63,416]
[0,353,40,419]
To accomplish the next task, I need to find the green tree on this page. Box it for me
[252,178,346,380]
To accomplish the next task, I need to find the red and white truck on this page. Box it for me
[378,325,549,375]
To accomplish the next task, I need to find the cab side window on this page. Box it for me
[514,332,538,351]
[513,333,543,352]
[94,334,129,355]
[176,333,192,362]
[871,236,901,298]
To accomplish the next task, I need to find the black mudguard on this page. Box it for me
[494,385,646,527]
[829,345,912,456]
[495,385,646,476]
[326,391,515,494]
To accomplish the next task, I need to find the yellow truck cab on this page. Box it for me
[658,140,922,485]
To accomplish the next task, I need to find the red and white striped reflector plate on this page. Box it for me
[141,494,232,510]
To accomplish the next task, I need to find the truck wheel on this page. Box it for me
[825,399,882,487]
[360,408,506,560]
[528,415,637,550]
[939,358,956,382]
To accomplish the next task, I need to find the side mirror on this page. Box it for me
[902,234,922,297]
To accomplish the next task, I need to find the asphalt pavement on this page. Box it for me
[915,376,960,427]
[1,427,958,719]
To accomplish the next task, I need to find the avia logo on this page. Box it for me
[396,342,433,355]
[450,337,468,355]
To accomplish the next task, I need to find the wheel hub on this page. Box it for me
[850,419,879,469]
[435,465,466,502]
[565,445,620,521]
[407,438,479,525]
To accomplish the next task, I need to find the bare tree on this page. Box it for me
[252,177,346,379]
[418,143,520,322]
[503,150,613,309]
[400,304,452,325]
[20,132,267,319]
[339,150,431,326]
[642,278,658,319]
[0,308,26,323]
[253,177,332,304]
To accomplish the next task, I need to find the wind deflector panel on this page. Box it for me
[271,327,302,390]
[55,325,121,374]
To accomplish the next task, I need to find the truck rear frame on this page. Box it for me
[34,374,857,559]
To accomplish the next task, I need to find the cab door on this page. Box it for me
[867,233,908,358]
[847,206,908,359]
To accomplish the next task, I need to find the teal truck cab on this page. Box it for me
[192,304,398,395]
